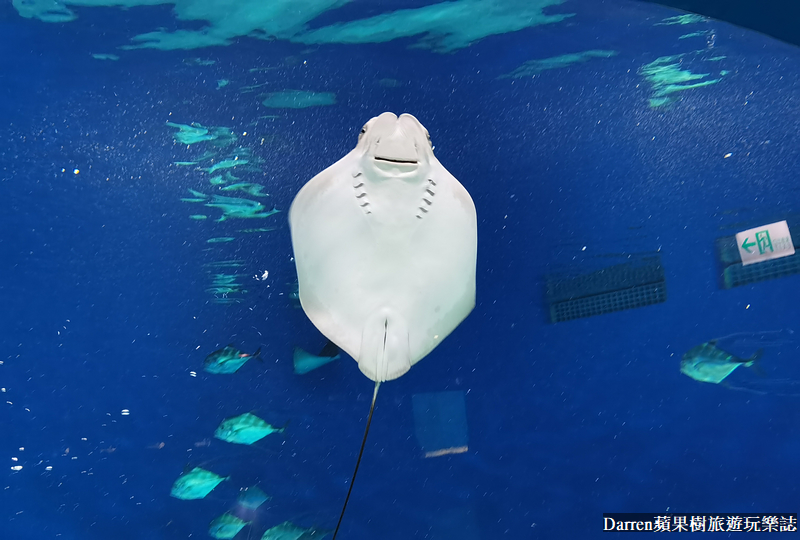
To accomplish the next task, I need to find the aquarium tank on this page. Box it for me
[2,0,799,539]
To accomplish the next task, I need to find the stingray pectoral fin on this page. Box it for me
[359,308,410,382]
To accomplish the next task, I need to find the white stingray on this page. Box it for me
[289,112,477,382]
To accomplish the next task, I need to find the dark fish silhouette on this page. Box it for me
[681,340,762,384]
[204,345,261,374]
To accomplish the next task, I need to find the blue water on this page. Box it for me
[3,1,799,539]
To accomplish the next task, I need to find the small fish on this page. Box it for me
[206,159,249,174]
[214,413,286,445]
[208,284,240,292]
[190,215,208,220]
[174,161,199,166]
[681,340,763,384]
[239,227,277,233]
[221,182,270,197]
[207,237,236,243]
[204,195,278,221]
[377,78,401,88]
[170,467,228,500]
[261,521,331,540]
[293,341,341,375]
[216,206,280,221]
[205,286,243,295]
[204,260,245,268]
[166,122,217,145]
[204,345,261,374]
[91,53,119,61]
[237,485,270,510]
[185,57,216,66]
[209,512,249,539]
[210,273,240,284]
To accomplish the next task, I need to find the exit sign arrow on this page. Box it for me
[741,237,756,253]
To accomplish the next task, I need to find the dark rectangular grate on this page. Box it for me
[546,256,667,323]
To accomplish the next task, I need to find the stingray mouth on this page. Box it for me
[372,153,420,175]
[373,156,418,165]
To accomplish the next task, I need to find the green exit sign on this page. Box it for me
[735,220,795,266]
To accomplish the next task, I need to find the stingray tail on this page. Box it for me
[331,380,381,540]
[746,349,766,377]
